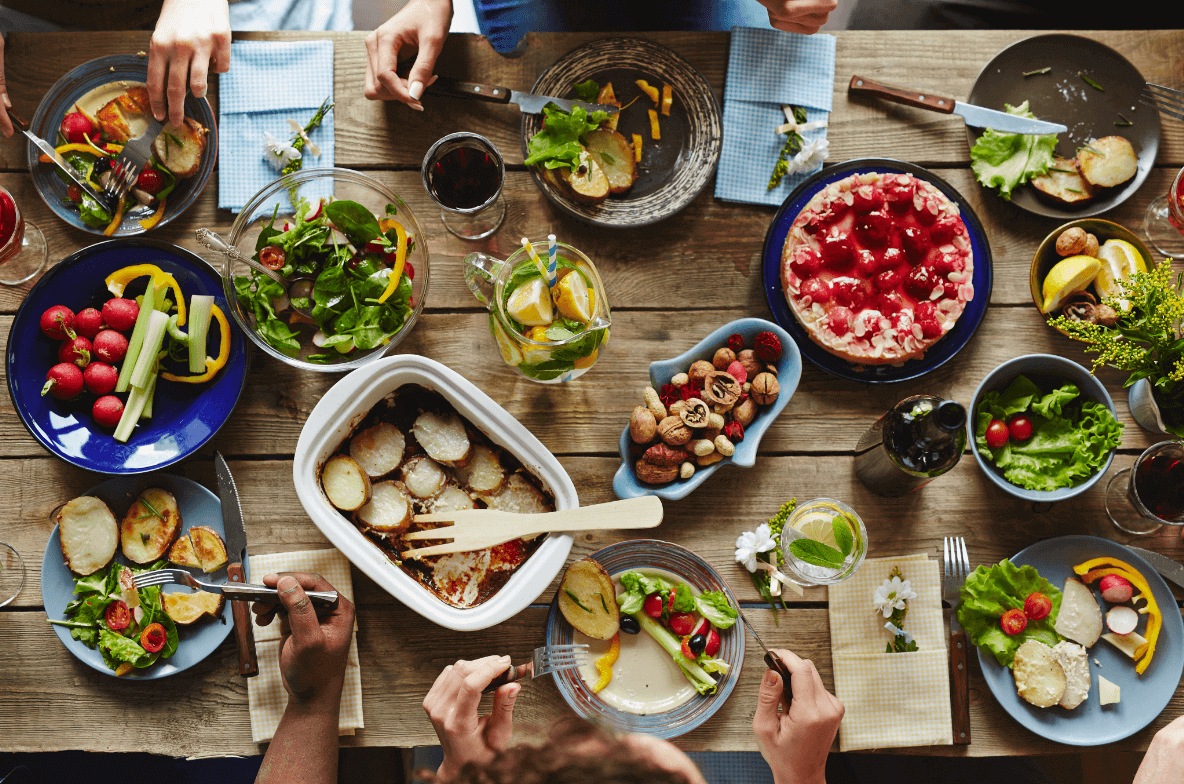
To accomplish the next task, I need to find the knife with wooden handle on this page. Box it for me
[215,452,258,678]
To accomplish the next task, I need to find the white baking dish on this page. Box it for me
[293,355,577,631]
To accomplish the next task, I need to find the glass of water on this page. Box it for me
[780,498,868,586]
[0,542,26,607]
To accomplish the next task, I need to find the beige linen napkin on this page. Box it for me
[246,549,363,744]
[828,554,952,751]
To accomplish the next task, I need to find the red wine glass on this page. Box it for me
[1143,165,1184,257]
[1105,440,1184,535]
[421,133,505,240]
[0,184,47,286]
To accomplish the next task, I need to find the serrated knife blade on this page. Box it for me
[215,451,258,678]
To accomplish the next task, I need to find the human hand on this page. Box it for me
[754,0,837,34]
[148,0,231,126]
[364,0,452,110]
[252,572,355,709]
[752,649,844,784]
[0,37,13,138]
[423,655,520,782]
[1135,715,1184,783]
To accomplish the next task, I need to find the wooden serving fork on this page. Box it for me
[401,496,663,558]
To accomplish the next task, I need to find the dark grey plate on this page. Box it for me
[967,34,1159,219]
[521,38,721,228]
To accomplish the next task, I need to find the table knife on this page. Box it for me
[6,106,112,209]
[848,75,1068,135]
[426,76,616,116]
[215,451,259,678]
[1128,547,1184,590]
[734,605,793,706]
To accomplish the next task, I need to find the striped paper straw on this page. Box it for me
[546,234,558,288]
[521,237,549,280]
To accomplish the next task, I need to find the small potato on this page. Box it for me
[453,445,505,493]
[413,411,472,466]
[357,481,412,533]
[401,456,447,499]
[350,422,406,478]
[121,488,182,564]
[322,455,372,512]
[479,473,550,514]
[1077,136,1138,188]
[558,558,620,639]
[431,484,476,514]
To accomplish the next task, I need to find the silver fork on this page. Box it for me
[943,536,971,745]
[133,568,339,608]
[482,644,591,693]
[105,116,163,206]
[1140,83,1184,123]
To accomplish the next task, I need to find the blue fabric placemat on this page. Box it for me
[218,40,335,214]
[715,28,836,207]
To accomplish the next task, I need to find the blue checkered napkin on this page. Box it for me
[218,40,335,213]
[715,28,836,207]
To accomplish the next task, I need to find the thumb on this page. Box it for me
[276,575,320,641]
[753,669,784,737]
[405,37,443,101]
[484,681,520,750]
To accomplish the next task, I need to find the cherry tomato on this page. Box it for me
[666,587,678,614]
[66,183,83,204]
[1024,592,1052,621]
[1008,415,1034,442]
[643,593,664,619]
[669,612,696,637]
[140,622,167,653]
[259,245,286,270]
[136,168,164,195]
[104,600,130,630]
[680,637,696,659]
[985,419,1009,449]
[1000,608,1028,636]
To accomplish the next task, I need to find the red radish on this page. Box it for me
[92,395,125,428]
[680,638,696,660]
[40,305,76,340]
[92,330,129,364]
[101,298,139,332]
[60,112,94,145]
[405,262,415,281]
[58,336,92,368]
[1024,592,1052,621]
[704,628,721,657]
[74,308,105,339]
[41,363,84,400]
[985,419,1009,449]
[83,362,118,395]
[303,197,324,221]
[643,593,664,619]
[1000,608,1027,635]
[1008,415,1034,442]
[666,588,679,615]
[669,612,696,636]
[1100,574,1134,603]
[690,618,710,638]
[1106,606,1139,636]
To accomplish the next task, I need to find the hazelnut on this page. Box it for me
[713,347,737,370]
[688,360,715,386]
[714,435,736,457]
[636,460,679,485]
[1055,227,1087,257]
[670,372,690,388]
[1084,233,1100,258]
[702,371,742,406]
[691,439,716,457]
[733,397,757,427]
[679,398,710,428]
[697,451,724,467]
[642,386,667,420]
[680,462,696,480]
[658,416,692,446]
[643,442,687,467]
[737,349,763,378]
[668,399,688,418]
[751,373,780,406]
[630,406,657,444]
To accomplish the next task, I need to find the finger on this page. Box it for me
[188,43,212,100]
[211,32,231,74]
[406,33,445,102]
[752,668,785,739]
[166,46,191,126]
[484,682,520,750]
[454,655,512,717]
[771,648,821,703]
[364,32,380,100]
[770,18,822,34]
[0,93,11,138]
[275,574,321,641]
[374,33,420,109]
[423,663,455,714]
[146,44,169,121]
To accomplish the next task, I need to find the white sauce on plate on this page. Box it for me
[73,80,151,140]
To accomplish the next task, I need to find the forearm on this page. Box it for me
[256,688,343,784]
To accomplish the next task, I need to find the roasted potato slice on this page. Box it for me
[163,590,225,625]
[413,411,473,466]
[190,526,228,572]
[120,488,182,564]
[453,445,504,493]
[357,481,412,533]
[1030,157,1095,204]
[1077,136,1138,188]
[96,99,132,143]
[1013,639,1067,709]
[349,422,406,478]
[557,150,610,204]
[558,558,620,639]
[584,129,636,195]
[168,533,202,569]
[56,496,119,576]
[402,456,447,498]
[323,455,372,512]
[430,484,476,514]
[479,473,550,514]
[152,117,208,179]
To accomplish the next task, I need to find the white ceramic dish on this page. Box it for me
[293,355,577,631]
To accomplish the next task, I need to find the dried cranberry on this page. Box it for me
[659,384,681,407]
[724,421,744,441]
[726,333,745,353]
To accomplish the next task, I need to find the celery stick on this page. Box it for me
[115,283,157,393]
[130,311,168,390]
[187,295,214,373]
[631,612,718,695]
[141,356,160,420]
[113,384,150,442]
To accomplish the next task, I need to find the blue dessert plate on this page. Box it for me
[42,474,239,679]
[7,239,248,474]
[761,158,993,383]
[976,535,1184,746]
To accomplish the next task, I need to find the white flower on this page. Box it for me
[262,131,301,171]
[872,576,917,617]
[786,137,829,176]
[734,523,778,573]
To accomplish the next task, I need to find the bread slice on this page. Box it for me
[152,117,208,178]
[120,488,181,564]
[1030,157,1095,204]
[1013,639,1067,708]
[1077,136,1138,188]
[163,590,225,625]
[56,496,118,576]
[168,533,202,569]
[558,558,620,639]
[190,526,228,572]
[583,129,636,195]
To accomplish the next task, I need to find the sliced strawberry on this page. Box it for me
[800,277,832,303]
[901,226,930,263]
[827,307,853,336]
[819,230,855,271]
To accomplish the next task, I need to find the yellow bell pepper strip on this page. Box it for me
[138,197,166,231]
[104,264,187,326]
[635,79,660,105]
[161,305,230,383]
[660,83,673,116]
[37,140,122,164]
[592,633,620,693]
[376,220,408,305]
[102,199,126,237]
[648,109,661,141]
[632,133,643,163]
[1074,558,1162,674]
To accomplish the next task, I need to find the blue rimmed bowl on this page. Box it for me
[545,539,745,738]
[613,317,800,501]
[969,354,1117,502]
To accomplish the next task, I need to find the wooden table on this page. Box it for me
[3,29,1184,758]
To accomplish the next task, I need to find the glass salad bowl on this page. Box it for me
[208,167,429,372]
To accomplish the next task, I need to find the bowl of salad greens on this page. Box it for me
[218,167,429,372]
[969,354,1123,502]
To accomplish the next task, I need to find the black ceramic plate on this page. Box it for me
[967,34,1159,219]
[521,38,721,228]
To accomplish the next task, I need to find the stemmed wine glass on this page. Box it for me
[0,184,47,286]
[1143,165,1184,257]
[0,542,26,607]
[1105,440,1184,535]
[421,132,506,240]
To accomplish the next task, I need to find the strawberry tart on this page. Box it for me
[780,171,974,366]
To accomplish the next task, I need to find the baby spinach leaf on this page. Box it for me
[324,199,380,245]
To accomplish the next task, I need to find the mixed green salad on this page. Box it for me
[956,559,1063,667]
[975,374,1123,491]
[233,198,414,363]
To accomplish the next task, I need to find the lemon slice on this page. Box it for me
[506,277,554,326]
[1095,239,1147,306]
[552,270,595,323]
[1041,255,1101,314]
[794,512,841,549]
[489,314,523,366]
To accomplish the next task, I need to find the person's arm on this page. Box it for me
[252,572,356,784]
[1,33,12,137]
[423,655,521,782]
[1134,715,1184,784]
[751,648,844,784]
[147,0,231,126]
[754,0,838,34]
[364,0,452,110]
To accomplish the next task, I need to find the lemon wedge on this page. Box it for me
[1095,239,1147,307]
[1042,255,1101,314]
[489,314,523,366]
[506,277,554,326]
[794,513,842,550]
[552,270,595,323]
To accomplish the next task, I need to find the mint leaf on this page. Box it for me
[833,516,854,558]
[788,539,845,569]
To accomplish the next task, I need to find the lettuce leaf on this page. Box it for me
[956,560,1063,667]
[524,106,610,172]
[695,591,738,630]
[970,101,1058,200]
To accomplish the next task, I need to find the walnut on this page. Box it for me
[643,442,687,467]
[751,373,780,406]
[668,400,688,419]
[713,347,737,370]
[636,460,679,484]
[688,360,715,386]
[733,397,757,427]
[701,371,742,407]
[737,349,763,377]
[658,416,692,446]
[630,406,657,444]
[1055,227,1087,256]
[679,398,710,428]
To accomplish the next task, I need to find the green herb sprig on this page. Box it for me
[1023,67,1051,77]
[768,106,807,191]
[1079,72,1105,91]
[281,97,334,177]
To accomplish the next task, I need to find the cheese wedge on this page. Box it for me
[1098,675,1121,706]
[1101,631,1148,660]
[1054,577,1103,648]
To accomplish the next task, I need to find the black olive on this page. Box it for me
[92,157,113,177]
[687,633,706,656]
[619,616,641,635]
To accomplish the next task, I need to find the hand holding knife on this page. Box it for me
[7,105,113,210]
[735,605,793,706]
